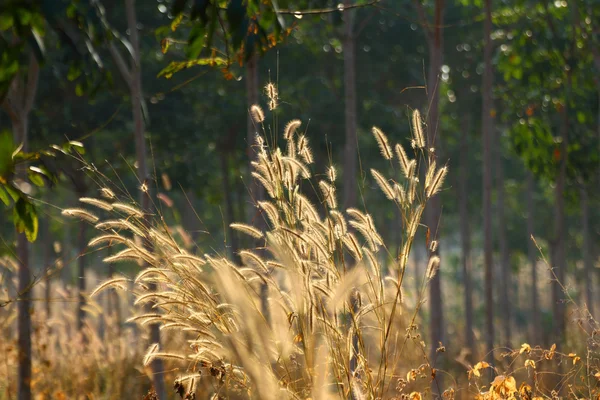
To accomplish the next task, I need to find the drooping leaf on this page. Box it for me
[13,196,38,242]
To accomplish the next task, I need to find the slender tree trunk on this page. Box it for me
[459,116,475,362]
[342,0,358,210]
[581,188,593,318]
[482,0,495,361]
[106,247,121,336]
[551,101,569,343]
[496,134,511,348]
[16,120,32,400]
[76,201,87,332]
[220,151,239,260]
[123,0,166,397]
[42,219,51,319]
[3,52,39,400]
[526,172,540,344]
[423,1,445,375]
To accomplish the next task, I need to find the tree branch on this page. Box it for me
[412,0,433,43]
[22,53,39,115]
[277,0,380,15]
[1,72,22,122]
[108,41,132,87]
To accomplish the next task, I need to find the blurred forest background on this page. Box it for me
[1,0,600,398]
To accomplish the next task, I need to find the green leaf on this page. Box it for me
[158,57,228,79]
[0,14,14,31]
[69,140,85,154]
[0,186,10,206]
[12,142,23,159]
[13,197,38,242]
[4,184,20,202]
[0,132,14,175]
[27,169,44,187]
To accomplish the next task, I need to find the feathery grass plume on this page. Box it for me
[258,201,280,228]
[426,255,441,280]
[265,82,278,110]
[343,233,363,260]
[351,379,367,400]
[329,210,347,237]
[143,343,159,366]
[88,234,128,247]
[393,182,406,204]
[426,165,448,198]
[394,143,411,177]
[255,133,267,157]
[284,119,301,140]
[319,180,337,209]
[286,137,296,158]
[61,208,99,223]
[79,197,113,211]
[370,169,394,200]
[294,193,320,222]
[327,165,337,182]
[89,277,129,297]
[239,251,269,273]
[406,212,420,240]
[95,219,146,238]
[112,203,144,218]
[103,248,140,264]
[251,172,275,198]
[171,253,207,265]
[372,126,393,160]
[230,223,263,239]
[346,207,368,225]
[412,109,426,148]
[406,159,416,181]
[425,159,437,191]
[408,177,418,204]
[430,240,438,253]
[144,352,186,366]
[348,220,378,252]
[100,187,115,199]
[283,156,310,179]
[250,104,265,123]
[297,134,314,164]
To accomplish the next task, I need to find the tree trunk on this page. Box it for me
[106,247,121,336]
[551,101,569,343]
[424,0,445,373]
[459,116,475,363]
[220,151,239,260]
[42,219,51,319]
[123,0,166,397]
[495,134,511,348]
[482,0,495,361]
[581,188,593,318]
[76,218,86,333]
[342,0,358,210]
[2,52,39,400]
[581,188,594,317]
[16,119,32,400]
[526,172,540,344]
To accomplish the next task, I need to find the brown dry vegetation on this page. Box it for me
[2,99,600,400]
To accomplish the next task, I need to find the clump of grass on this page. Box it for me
[86,101,450,399]
[0,274,162,399]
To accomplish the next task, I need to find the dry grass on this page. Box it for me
[78,100,454,399]
[3,92,599,399]
[0,269,167,399]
